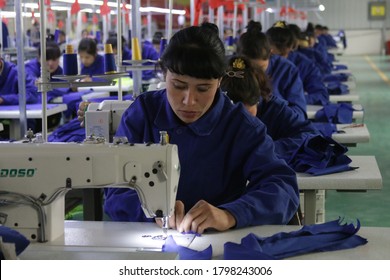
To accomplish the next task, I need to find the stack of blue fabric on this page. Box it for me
[162,218,367,260]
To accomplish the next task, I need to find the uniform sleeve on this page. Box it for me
[283,66,307,120]
[218,123,300,228]
[301,62,329,106]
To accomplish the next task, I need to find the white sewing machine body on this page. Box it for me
[84,100,133,142]
[0,141,180,243]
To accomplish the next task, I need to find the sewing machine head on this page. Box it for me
[0,140,180,242]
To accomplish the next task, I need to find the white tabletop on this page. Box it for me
[189,225,390,260]
[329,90,360,103]
[19,221,390,260]
[297,155,382,191]
[332,123,370,144]
[307,104,364,121]
[77,84,132,93]
[0,104,68,119]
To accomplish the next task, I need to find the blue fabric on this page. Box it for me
[0,60,39,105]
[323,73,350,83]
[224,218,367,260]
[48,118,85,142]
[288,51,329,106]
[80,54,105,82]
[298,47,332,75]
[0,226,30,259]
[327,82,349,95]
[315,103,355,124]
[105,89,299,228]
[312,122,337,138]
[162,235,212,260]
[333,64,348,71]
[287,134,353,176]
[257,95,318,162]
[266,55,307,120]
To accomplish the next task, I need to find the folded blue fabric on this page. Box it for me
[287,134,354,176]
[224,218,367,260]
[323,73,350,83]
[315,103,355,124]
[332,64,348,71]
[48,118,85,142]
[327,82,349,95]
[312,122,337,137]
[162,235,212,260]
[0,226,30,259]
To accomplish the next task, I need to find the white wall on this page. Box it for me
[333,29,387,55]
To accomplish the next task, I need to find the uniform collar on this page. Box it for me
[154,89,225,136]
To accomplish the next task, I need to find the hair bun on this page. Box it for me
[201,22,219,35]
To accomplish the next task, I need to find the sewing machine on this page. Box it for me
[0,137,180,243]
[84,100,133,142]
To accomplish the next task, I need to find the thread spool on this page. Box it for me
[159,38,167,57]
[131,37,142,61]
[104,43,116,74]
[63,44,78,75]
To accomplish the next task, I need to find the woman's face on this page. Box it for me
[46,58,60,74]
[165,70,220,124]
[79,51,95,67]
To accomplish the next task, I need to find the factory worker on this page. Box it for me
[78,37,105,80]
[236,21,307,121]
[0,59,39,105]
[220,55,318,163]
[103,23,299,234]
[266,21,329,106]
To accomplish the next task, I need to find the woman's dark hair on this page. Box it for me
[236,20,270,60]
[105,36,126,51]
[78,38,98,55]
[159,22,226,79]
[220,55,271,106]
[266,21,295,56]
[287,24,308,48]
[38,41,61,60]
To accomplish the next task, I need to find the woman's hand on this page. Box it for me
[77,101,90,127]
[155,200,185,230]
[178,200,236,234]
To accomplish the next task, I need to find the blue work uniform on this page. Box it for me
[266,55,307,120]
[0,60,39,105]
[105,89,299,228]
[297,47,332,75]
[288,51,329,105]
[25,58,69,102]
[257,95,318,162]
[80,54,105,77]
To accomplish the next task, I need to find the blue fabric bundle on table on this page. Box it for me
[161,218,367,260]
[48,118,85,142]
[332,64,348,71]
[315,103,355,124]
[312,122,337,138]
[287,134,355,176]
[327,82,349,95]
[0,226,30,259]
[224,218,367,260]
[323,72,350,83]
